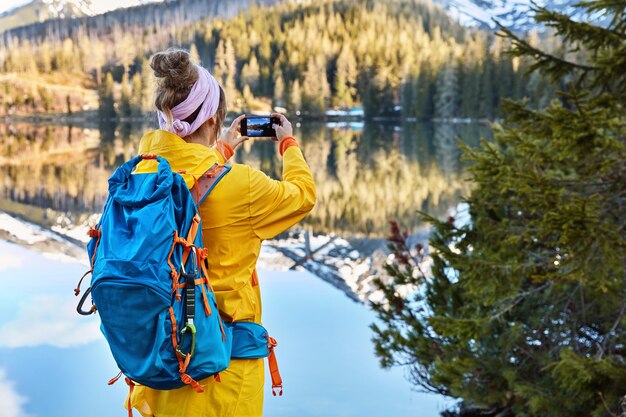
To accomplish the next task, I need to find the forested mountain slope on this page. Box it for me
[2,0,278,42]
[0,0,557,120]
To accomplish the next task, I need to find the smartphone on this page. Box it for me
[241,115,280,138]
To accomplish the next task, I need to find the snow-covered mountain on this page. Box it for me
[1,0,602,35]
[435,0,598,30]
[0,0,163,32]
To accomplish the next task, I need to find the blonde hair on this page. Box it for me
[150,48,226,137]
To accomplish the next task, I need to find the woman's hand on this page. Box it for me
[220,114,249,150]
[272,113,293,141]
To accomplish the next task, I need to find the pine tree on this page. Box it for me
[189,43,200,65]
[273,68,286,109]
[38,41,52,73]
[98,72,116,122]
[415,62,435,120]
[98,72,117,144]
[289,79,302,113]
[140,58,154,112]
[214,38,237,106]
[400,74,416,119]
[241,54,261,94]
[130,73,143,117]
[301,55,329,117]
[372,2,626,417]
[242,84,254,111]
[119,73,132,120]
[479,54,496,119]
[91,38,106,85]
[459,32,485,119]
[38,87,52,112]
[332,46,357,108]
[116,32,135,75]
[434,61,460,120]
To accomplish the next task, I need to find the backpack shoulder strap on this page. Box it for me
[192,163,231,206]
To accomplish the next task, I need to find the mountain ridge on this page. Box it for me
[0,0,592,37]
[0,0,166,33]
[437,0,598,30]
[1,0,278,44]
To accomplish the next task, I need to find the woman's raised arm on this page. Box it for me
[248,114,316,240]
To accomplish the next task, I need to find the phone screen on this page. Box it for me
[243,116,277,137]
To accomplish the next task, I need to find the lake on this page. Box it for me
[0,120,488,235]
[0,119,487,417]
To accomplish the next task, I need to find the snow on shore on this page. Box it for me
[1,210,434,303]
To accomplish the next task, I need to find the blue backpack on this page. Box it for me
[74,154,283,398]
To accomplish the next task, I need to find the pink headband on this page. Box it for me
[157,65,220,137]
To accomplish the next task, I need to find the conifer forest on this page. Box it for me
[0,0,557,121]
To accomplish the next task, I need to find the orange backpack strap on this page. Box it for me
[191,163,232,206]
[268,337,283,396]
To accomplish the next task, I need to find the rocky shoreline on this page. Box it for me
[0,210,407,303]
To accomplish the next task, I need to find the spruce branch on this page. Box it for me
[497,24,599,81]
[534,4,625,50]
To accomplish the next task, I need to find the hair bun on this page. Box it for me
[150,48,198,89]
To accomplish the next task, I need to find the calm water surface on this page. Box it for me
[0,240,450,417]
[0,120,483,416]
[0,120,488,236]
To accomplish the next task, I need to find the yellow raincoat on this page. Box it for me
[128,130,316,417]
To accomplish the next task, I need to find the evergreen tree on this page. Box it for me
[214,38,237,105]
[301,55,329,117]
[140,58,154,112]
[241,54,261,94]
[91,38,106,85]
[116,32,135,74]
[189,43,200,65]
[479,54,496,119]
[459,32,485,119]
[273,68,286,108]
[242,84,254,111]
[415,62,435,120]
[360,63,395,118]
[38,41,52,73]
[372,2,626,417]
[119,73,132,120]
[493,36,515,117]
[130,73,143,117]
[332,46,357,108]
[289,79,302,113]
[98,72,117,144]
[98,72,116,122]
[119,73,133,139]
[400,74,417,119]
[38,87,52,112]
[434,61,460,120]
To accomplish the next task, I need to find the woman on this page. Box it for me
[129,48,316,417]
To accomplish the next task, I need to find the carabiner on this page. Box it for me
[76,287,97,316]
[176,322,196,359]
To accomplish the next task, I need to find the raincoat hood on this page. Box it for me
[135,129,220,189]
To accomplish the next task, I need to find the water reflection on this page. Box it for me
[0,368,28,417]
[0,242,99,349]
[0,293,101,349]
[0,239,448,417]
[0,120,488,236]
